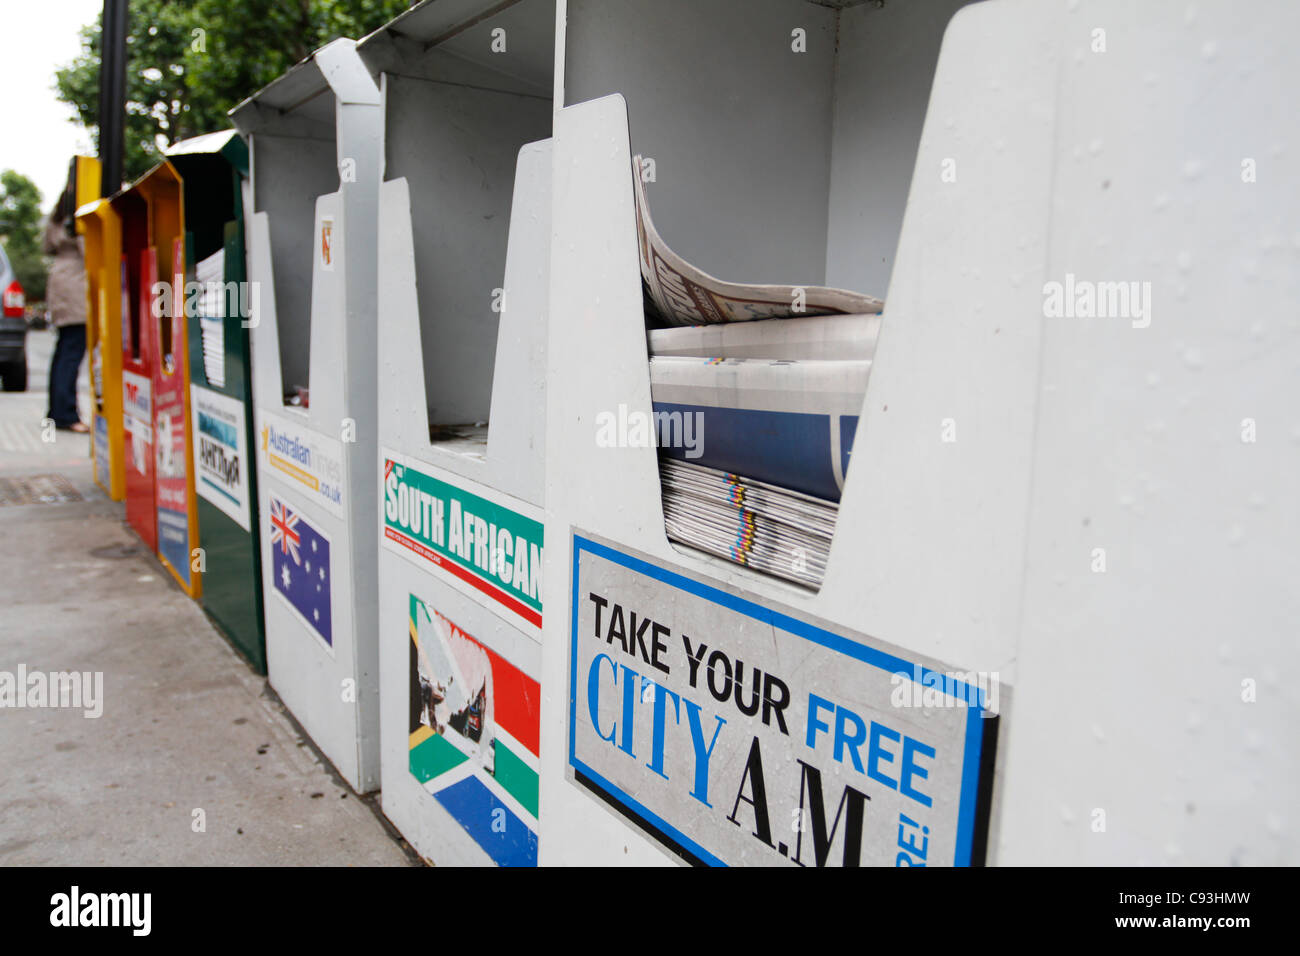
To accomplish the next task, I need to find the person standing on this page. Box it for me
[43,198,88,433]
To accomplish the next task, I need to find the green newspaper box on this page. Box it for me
[170,131,266,672]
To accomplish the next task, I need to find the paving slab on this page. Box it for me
[0,330,416,866]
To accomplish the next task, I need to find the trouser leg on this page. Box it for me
[48,324,86,426]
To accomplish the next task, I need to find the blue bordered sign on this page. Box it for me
[567,532,998,867]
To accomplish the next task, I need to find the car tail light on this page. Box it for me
[2,281,23,318]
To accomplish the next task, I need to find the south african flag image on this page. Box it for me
[409,595,540,866]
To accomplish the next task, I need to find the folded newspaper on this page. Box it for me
[196,250,226,388]
[651,356,869,502]
[635,156,882,587]
[633,155,884,326]
[648,313,882,361]
[660,459,838,590]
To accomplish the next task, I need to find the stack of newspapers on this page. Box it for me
[659,459,839,589]
[196,250,226,388]
[633,156,884,588]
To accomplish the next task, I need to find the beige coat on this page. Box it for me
[42,218,87,327]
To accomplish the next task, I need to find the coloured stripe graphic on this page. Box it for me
[384,458,544,627]
[408,595,540,866]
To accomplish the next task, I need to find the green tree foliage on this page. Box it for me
[55,0,413,187]
[55,0,202,185]
[0,172,47,302]
[186,0,413,131]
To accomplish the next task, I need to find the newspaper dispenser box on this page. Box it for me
[108,161,199,589]
[78,182,129,501]
[357,0,554,866]
[230,39,383,792]
[111,185,155,548]
[546,0,1300,867]
[541,0,991,867]
[111,161,202,595]
[168,131,267,672]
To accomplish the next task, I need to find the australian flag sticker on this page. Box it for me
[269,494,333,649]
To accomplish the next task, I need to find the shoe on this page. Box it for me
[56,422,90,434]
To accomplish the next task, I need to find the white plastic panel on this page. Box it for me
[996,0,1300,865]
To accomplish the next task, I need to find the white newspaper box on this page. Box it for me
[358,0,555,865]
[231,39,383,793]
[542,0,983,868]
[541,0,1298,866]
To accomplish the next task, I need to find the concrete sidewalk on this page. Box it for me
[0,331,416,865]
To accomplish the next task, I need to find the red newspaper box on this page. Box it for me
[116,160,192,574]
[152,235,201,597]
[119,188,158,551]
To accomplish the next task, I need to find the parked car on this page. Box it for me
[0,243,27,391]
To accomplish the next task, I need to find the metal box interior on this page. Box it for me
[562,0,975,307]
[359,0,556,867]
[238,69,342,398]
[361,0,555,438]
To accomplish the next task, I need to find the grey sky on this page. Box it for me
[0,1,108,209]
